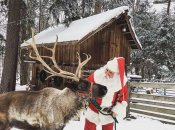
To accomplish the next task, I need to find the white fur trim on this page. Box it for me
[111,101,128,120]
[124,73,128,86]
[85,108,100,125]
[94,65,122,92]
[101,87,116,107]
[99,112,114,125]
[107,58,119,73]
[85,107,114,125]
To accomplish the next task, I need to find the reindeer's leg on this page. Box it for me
[0,112,9,130]
[0,122,5,130]
[56,125,65,130]
[0,122,10,130]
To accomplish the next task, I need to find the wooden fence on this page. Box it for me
[128,82,175,124]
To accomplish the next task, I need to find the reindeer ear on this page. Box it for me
[78,79,90,92]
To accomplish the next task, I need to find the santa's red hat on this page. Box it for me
[107,57,125,87]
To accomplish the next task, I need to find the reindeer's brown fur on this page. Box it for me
[0,87,83,130]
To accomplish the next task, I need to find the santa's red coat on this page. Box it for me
[85,65,128,125]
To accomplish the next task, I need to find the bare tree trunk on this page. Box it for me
[39,0,42,32]
[82,0,85,17]
[0,0,21,93]
[95,0,102,14]
[167,0,171,15]
[20,1,28,85]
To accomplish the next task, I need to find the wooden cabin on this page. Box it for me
[21,6,141,90]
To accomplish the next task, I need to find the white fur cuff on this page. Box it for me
[111,101,128,118]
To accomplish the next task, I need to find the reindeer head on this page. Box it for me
[25,29,107,98]
[64,78,107,98]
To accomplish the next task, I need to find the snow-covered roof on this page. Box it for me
[21,6,141,48]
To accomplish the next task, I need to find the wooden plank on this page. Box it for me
[62,45,66,64]
[130,99,175,108]
[130,104,175,115]
[129,82,175,89]
[130,93,175,102]
[69,45,72,64]
[130,109,175,123]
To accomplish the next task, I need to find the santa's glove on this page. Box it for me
[111,101,128,121]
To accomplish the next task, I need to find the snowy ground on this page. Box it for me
[11,113,175,130]
[64,114,175,130]
[11,85,175,130]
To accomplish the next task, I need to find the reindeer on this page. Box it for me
[0,29,107,130]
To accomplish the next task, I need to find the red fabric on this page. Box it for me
[111,92,117,105]
[87,70,128,111]
[117,57,128,102]
[88,98,102,113]
[84,119,96,130]
[87,73,95,83]
[102,123,113,130]
[87,73,102,113]
[84,119,113,130]
[89,103,99,113]
[117,57,125,87]
[118,85,128,102]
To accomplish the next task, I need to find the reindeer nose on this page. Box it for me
[101,86,108,95]
[100,85,107,96]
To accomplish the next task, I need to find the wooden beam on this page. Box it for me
[130,93,175,102]
[129,82,175,89]
[130,98,175,108]
[128,40,134,42]
[118,23,127,26]
[123,32,130,34]
[130,103,175,115]
[130,109,175,123]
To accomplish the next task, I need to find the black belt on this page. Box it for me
[101,107,112,113]
[91,99,113,113]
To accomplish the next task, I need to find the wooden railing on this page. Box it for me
[127,82,175,124]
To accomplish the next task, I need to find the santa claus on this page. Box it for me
[84,57,128,130]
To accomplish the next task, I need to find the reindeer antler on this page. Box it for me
[25,28,91,82]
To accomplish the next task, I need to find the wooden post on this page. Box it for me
[126,81,131,118]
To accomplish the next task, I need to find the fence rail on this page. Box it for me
[128,82,175,124]
[0,56,4,82]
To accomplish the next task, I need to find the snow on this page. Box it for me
[63,114,175,130]
[150,2,175,13]
[11,113,175,130]
[10,84,175,130]
[1,2,175,130]
[15,84,29,91]
[21,6,129,46]
[128,74,142,78]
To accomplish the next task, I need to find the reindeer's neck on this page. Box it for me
[7,88,83,129]
[57,88,83,123]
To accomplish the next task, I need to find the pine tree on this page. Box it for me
[131,0,160,80]
[131,0,175,81]
[153,11,175,81]
[0,0,22,92]
[49,0,81,26]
